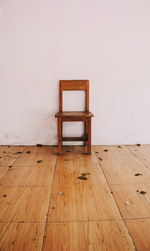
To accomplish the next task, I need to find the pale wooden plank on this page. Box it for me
[60,146,100,169]
[53,166,107,186]
[0,165,55,187]
[43,220,135,251]
[0,157,16,168]
[53,146,107,186]
[127,144,150,170]
[0,187,50,222]
[14,146,57,167]
[76,146,101,169]
[48,184,121,222]
[93,145,150,184]
[49,146,121,222]
[125,219,150,251]
[0,146,26,180]
[0,146,57,187]
[111,184,150,219]
[0,223,45,251]
[0,146,26,158]
[0,158,17,181]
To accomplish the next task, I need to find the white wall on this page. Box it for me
[0,0,150,145]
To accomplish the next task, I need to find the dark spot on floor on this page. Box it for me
[78,176,88,180]
[81,172,90,176]
[99,157,103,161]
[52,207,55,209]
[0,157,2,158]
[66,150,71,152]
[37,160,42,163]
[104,149,108,152]
[118,146,122,148]
[36,144,43,147]
[136,144,141,146]
[64,159,68,161]
[26,151,31,154]
[3,194,7,197]
[136,190,146,195]
[139,191,146,195]
[3,151,6,153]
[9,166,12,168]
[134,173,142,176]
[111,191,113,194]
[14,152,22,154]
[95,152,99,154]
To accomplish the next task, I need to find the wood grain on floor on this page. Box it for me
[93,145,150,184]
[0,145,150,250]
[0,187,50,222]
[48,184,121,222]
[0,223,45,251]
[43,220,135,251]
[127,144,150,170]
[110,184,150,219]
[0,146,25,179]
[125,219,150,251]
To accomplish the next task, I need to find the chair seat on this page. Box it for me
[55,111,94,118]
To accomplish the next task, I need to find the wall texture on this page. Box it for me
[0,0,150,145]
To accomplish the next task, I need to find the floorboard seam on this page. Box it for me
[40,151,58,251]
[0,217,150,224]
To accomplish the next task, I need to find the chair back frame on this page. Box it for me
[59,80,89,112]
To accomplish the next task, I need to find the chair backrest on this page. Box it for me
[59,80,89,112]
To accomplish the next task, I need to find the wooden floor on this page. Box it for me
[0,145,150,251]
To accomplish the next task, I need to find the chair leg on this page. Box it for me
[87,118,91,154]
[84,120,87,146]
[57,118,63,155]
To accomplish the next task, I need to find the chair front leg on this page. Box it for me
[84,120,88,146]
[87,118,91,154]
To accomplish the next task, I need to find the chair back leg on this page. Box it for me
[57,118,63,155]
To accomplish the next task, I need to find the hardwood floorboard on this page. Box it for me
[127,144,150,170]
[0,146,26,180]
[125,219,150,251]
[0,187,50,222]
[53,146,107,186]
[0,160,15,180]
[76,146,101,169]
[0,165,55,187]
[48,184,121,222]
[93,145,150,184]
[0,146,26,158]
[14,146,57,167]
[111,184,150,219]
[0,147,57,187]
[0,223,45,251]
[43,220,135,251]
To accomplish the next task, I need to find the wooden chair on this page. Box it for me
[55,80,94,154]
